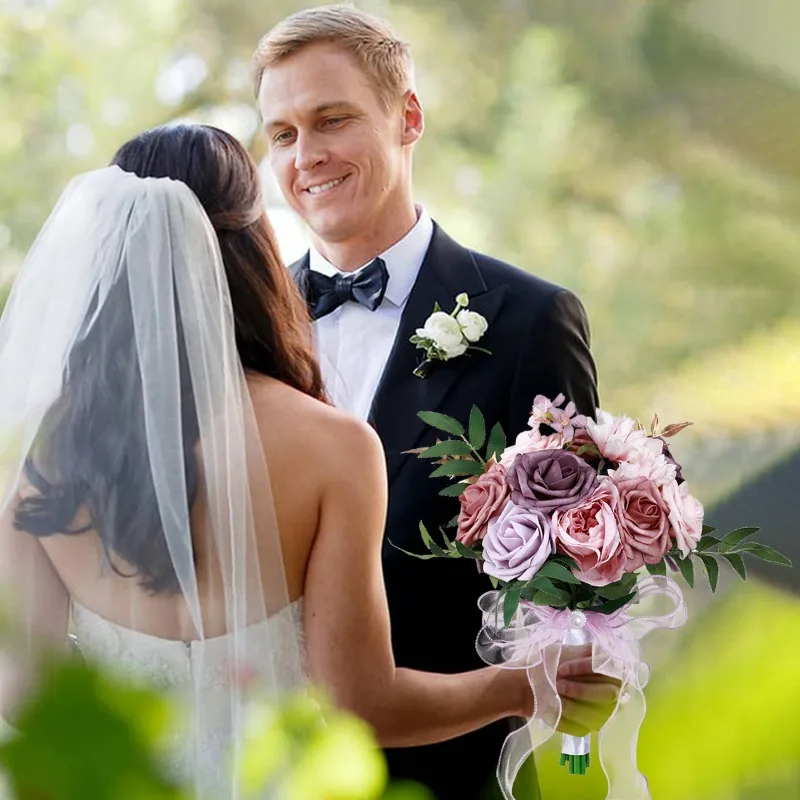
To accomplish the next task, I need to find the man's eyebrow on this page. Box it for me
[263,102,360,131]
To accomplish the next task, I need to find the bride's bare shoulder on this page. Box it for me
[247,376,381,462]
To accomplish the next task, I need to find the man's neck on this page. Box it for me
[312,204,419,272]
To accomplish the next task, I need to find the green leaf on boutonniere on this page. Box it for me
[468,406,486,451]
[535,561,582,585]
[418,411,465,436]
[485,422,506,462]
[432,301,442,313]
[698,553,720,593]
[591,592,636,615]
[429,459,484,478]
[439,483,469,497]
[503,583,524,627]
[676,555,695,588]
[723,552,747,580]
[418,440,474,459]
[646,560,667,577]
[717,527,760,553]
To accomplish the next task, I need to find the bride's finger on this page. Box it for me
[556,678,619,705]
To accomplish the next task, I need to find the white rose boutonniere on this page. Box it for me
[410,293,490,377]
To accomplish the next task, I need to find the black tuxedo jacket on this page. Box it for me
[292,223,598,799]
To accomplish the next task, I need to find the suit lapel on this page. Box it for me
[369,225,508,484]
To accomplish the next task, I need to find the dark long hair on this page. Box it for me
[14,124,324,593]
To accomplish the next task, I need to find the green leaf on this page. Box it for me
[599,580,640,600]
[717,527,760,553]
[646,560,667,577]
[735,543,793,566]
[419,522,448,557]
[535,561,582,585]
[676,555,695,588]
[533,590,571,607]
[488,575,499,589]
[439,483,468,497]
[440,526,452,549]
[454,540,482,559]
[701,524,716,535]
[387,540,440,560]
[418,440,474,459]
[698,553,720,593]
[446,514,460,528]
[503,583,524,627]
[695,535,722,553]
[723,552,747,581]
[550,555,581,573]
[530,577,571,603]
[485,422,506,461]
[468,406,486,451]
[417,411,465,436]
[429,459,484,478]
[591,592,637,615]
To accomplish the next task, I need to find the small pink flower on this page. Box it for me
[499,429,563,468]
[529,393,564,426]
[613,475,672,570]
[456,463,511,546]
[585,410,651,463]
[661,479,704,557]
[553,480,626,586]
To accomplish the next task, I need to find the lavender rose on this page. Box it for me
[506,450,598,513]
[482,503,554,582]
[456,462,511,546]
[614,475,672,570]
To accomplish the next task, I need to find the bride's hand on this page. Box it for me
[514,644,621,735]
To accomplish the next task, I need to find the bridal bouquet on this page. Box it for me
[400,395,791,800]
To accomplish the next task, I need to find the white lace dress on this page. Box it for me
[71,599,306,797]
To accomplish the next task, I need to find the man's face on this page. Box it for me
[258,42,418,250]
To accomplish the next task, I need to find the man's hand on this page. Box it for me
[555,644,620,737]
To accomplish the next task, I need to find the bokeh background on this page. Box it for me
[1,0,798,798]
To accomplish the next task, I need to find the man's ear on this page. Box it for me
[400,90,424,146]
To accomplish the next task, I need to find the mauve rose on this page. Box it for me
[456,462,511,546]
[482,502,554,582]
[661,479,703,557]
[506,450,597,513]
[614,475,672,570]
[553,480,626,586]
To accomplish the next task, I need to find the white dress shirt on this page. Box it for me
[310,209,434,420]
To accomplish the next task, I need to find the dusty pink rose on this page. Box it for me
[553,480,626,586]
[482,502,554,582]
[661,479,704,557]
[456,462,511,546]
[614,475,672,570]
[499,430,563,468]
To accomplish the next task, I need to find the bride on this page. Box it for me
[0,123,615,797]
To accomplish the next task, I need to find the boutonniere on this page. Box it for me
[409,293,491,378]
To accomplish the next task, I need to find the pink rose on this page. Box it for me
[553,480,626,586]
[456,462,511,546]
[482,503,553,582]
[499,430,563,468]
[614,475,672,570]
[661,479,704,557]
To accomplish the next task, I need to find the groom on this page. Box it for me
[254,6,608,797]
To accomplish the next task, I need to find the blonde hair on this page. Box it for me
[252,4,413,108]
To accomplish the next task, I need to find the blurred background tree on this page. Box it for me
[1,0,798,797]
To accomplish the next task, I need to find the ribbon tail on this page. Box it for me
[497,655,562,799]
[598,683,650,800]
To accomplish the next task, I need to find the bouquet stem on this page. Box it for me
[561,616,592,775]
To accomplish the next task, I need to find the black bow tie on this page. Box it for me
[307,257,389,320]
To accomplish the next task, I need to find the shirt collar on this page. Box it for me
[308,207,433,309]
